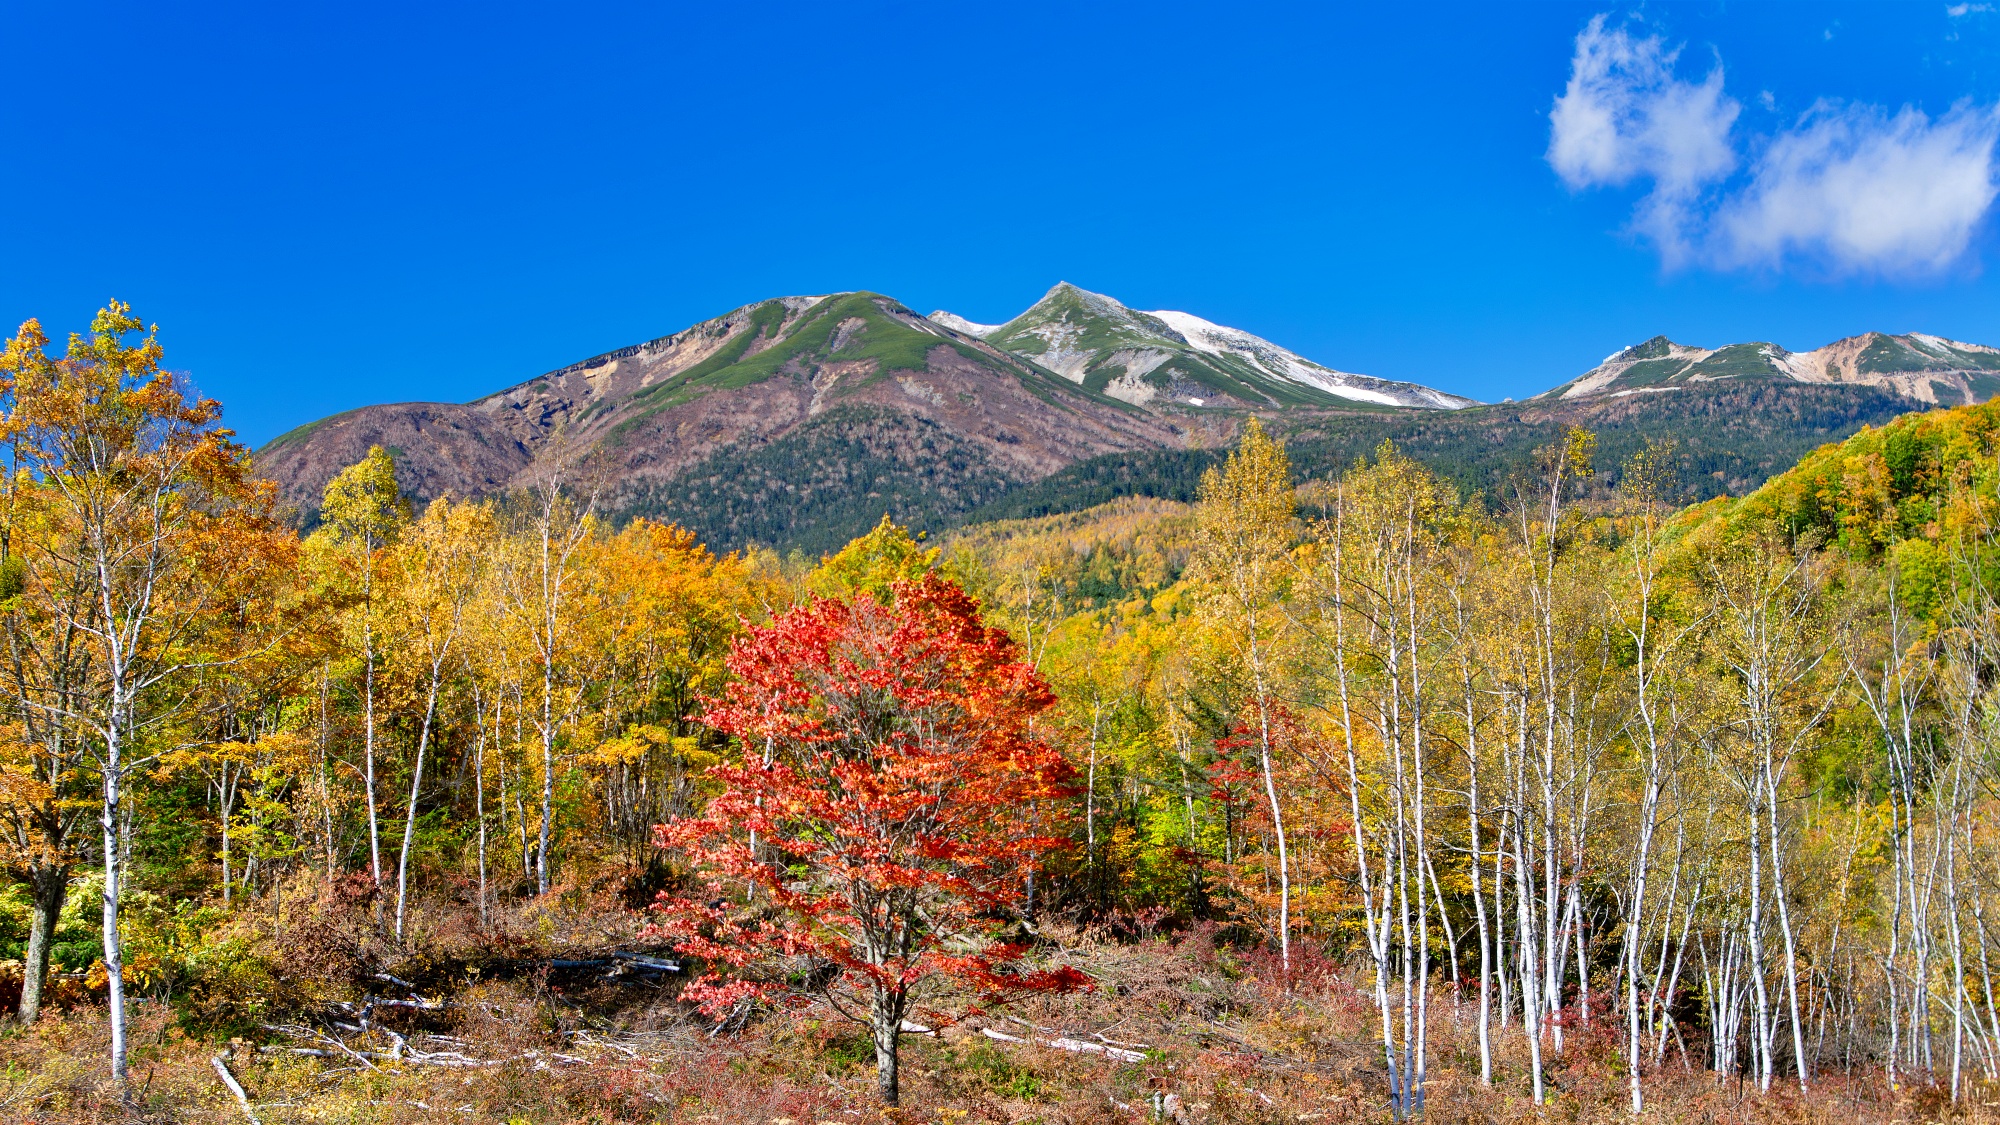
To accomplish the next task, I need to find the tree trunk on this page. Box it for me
[1513,807,1546,1105]
[394,678,442,941]
[1464,731,1493,1085]
[219,765,237,906]
[871,988,904,1105]
[319,665,335,882]
[537,657,554,896]
[1246,608,1289,979]
[1084,699,1100,882]
[364,615,380,889]
[476,694,491,930]
[18,861,69,1023]
[101,730,129,1087]
[1765,756,1810,1093]
[1254,698,1289,977]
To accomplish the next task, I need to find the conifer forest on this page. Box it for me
[11,306,2000,1125]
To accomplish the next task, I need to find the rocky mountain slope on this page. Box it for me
[1539,332,2000,405]
[255,286,1469,551]
[937,283,1476,411]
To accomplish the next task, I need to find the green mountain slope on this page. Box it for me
[615,404,1023,557]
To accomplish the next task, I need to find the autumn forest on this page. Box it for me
[8,307,2000,1125]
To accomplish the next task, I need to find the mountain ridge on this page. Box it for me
[254,284,1459,541]
[937,282,1476,411]
[1540,331,2000,405]
[255,289,1202,550]
[252,284,2000,552]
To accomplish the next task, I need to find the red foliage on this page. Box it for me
[649,574,1088,1027]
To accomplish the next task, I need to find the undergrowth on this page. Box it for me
[0,885,1983,1124]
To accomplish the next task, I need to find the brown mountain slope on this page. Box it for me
[257,403,534,517]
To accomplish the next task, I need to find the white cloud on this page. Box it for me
[1549,14,2000,277]
[1716,102,2000,275]
[1947,4,1992,19]
[1548,15,1738,262]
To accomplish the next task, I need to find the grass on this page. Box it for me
[1620,334,1677,360]
[1612,356,1698,388]
[987,283,1164,359]
[1859,333,2000,374]
[610,299,795,426]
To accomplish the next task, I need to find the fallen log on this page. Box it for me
[257,1046,333,1058]
[611,951,680,973]
[211,1050,261,1125]
[1048,1036,1147,1063]
[979,1026,1146,1062]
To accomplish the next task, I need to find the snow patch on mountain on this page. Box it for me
[927,311,1001,338]
[1146,309,1475,410]
[971,282,1479,411]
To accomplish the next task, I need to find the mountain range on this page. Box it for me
[1540,332,2000,404]
[253,283,1991,552]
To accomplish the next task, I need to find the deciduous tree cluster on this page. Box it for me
[5,307,2000,1115]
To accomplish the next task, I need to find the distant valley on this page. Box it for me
[254,283,1992,552]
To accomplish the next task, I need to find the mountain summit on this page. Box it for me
[935,283,1476,411]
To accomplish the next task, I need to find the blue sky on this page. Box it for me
[4,2,2000,444]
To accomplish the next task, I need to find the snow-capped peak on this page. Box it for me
[927,310,1000,338]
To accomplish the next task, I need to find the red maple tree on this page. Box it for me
[649,573,1086,1104]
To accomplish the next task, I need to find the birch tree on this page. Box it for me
[3,303,287,1086]
[1191,418,1296,975]
[316,446,409,897]
[385,496,488,939]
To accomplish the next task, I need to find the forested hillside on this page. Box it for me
[973,380,1916,522]
[9,307,2000,1123]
